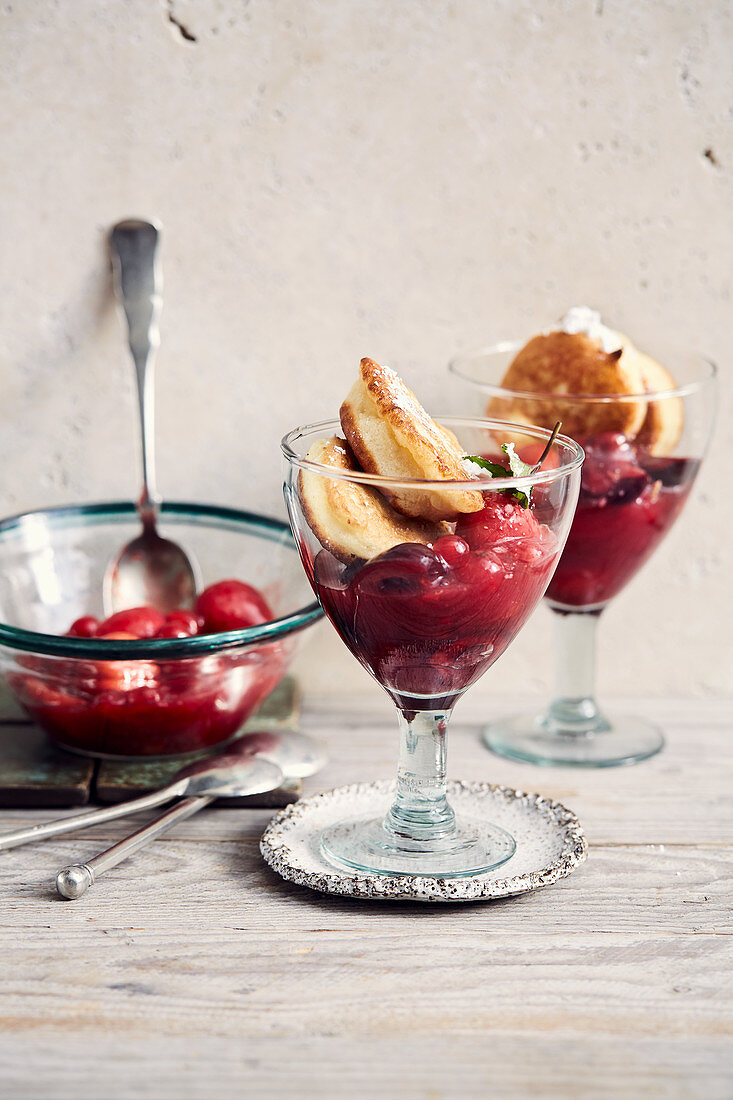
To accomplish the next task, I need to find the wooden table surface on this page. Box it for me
[0,694,731,1099]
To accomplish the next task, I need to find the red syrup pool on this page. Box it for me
[11,647,284,757]
[544,432,699,611]
[306,497,559,712]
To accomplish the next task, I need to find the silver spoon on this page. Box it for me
[56,752,283,899]
[103,218,199,615]
[0,730,328,852]
[53,730,328,900]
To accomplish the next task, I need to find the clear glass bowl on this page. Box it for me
[0,502,322,758]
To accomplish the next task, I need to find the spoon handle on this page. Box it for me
[0,781,185,851]
[110,218,162,526]
[56,795,212,899]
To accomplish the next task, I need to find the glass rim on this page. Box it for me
[0,500,323,657]
[281,415,584,490]
[448,341,718,403]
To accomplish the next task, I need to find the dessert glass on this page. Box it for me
[282,416,582,878]
[449,345,717,767]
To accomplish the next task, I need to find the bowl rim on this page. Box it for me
[448,341,718,403]
[0,501,323,658]
[282,415,584,488]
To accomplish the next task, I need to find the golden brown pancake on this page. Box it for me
[615,338,683,455]
[493,330,648,439]
[297,436,448,563]
[340,357,484,521]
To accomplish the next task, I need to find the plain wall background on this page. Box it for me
[1,0,731,702]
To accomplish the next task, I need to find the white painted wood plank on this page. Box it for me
[0,839,730,936]
[0,930,730,1098]
[0,1033,730,1100]
[0,931,730,1041]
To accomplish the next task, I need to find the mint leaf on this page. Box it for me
[501,442,534,480]
[464,452,531,508]
[465,422,562,510]
[463,455,512,479]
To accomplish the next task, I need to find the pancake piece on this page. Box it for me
[615,338,683,455]
[495,330,648,439]
[297,436,448,564]
[340,357,484,521]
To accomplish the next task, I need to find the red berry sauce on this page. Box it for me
[545,432,699,610]
[306,496,559,712]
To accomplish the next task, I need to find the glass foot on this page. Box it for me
[484,710,664,767]
[320,815,516,879]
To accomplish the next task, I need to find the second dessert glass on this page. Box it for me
[449,345,717,767]
[282,416,582,878]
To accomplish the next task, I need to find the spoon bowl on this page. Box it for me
[172,751,285,800]
[235,729,328,779]
[104,521,200,614]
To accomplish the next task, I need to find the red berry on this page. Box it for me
[456,496,540,551]
[155,622,192,639]
[433,535,470,568]
[67,615,100,638]
[195,579,273,633]
[98,607,166,639]
[159,610,201,638]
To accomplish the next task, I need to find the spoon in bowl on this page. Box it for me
[103,218,199,615]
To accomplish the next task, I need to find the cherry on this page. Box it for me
[578,432,647,502]
[195,579,273,633]
[314,549,352,592]
[356,544,447,596]
[456,496,540,551]
[98,607,166,639]
[67,615,100,638]
[456,549,506,593]
[94,638,157,690]
[433,535,470,569]
[156,622,193,639]
[157,610,201,638]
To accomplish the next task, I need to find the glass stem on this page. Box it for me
[543,610,610,737]
[383,710,458,850]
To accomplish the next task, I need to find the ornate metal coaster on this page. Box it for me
[260,779,587,903]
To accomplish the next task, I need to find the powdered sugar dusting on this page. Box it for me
[364,360,479,482]
[560,306,622,354]
[371,362,437,433]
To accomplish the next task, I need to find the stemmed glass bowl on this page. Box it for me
[449,344,717,767]
[282,416,583,878]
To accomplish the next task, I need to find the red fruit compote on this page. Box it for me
[544,432,699,610]
[10,579,285,757]
[304,493,561,712]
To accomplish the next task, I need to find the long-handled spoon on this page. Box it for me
[0,731,327,853]
[56,753,283,899]
[103,218,199,614]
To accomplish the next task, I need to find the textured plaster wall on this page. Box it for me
[1,0,731,701]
